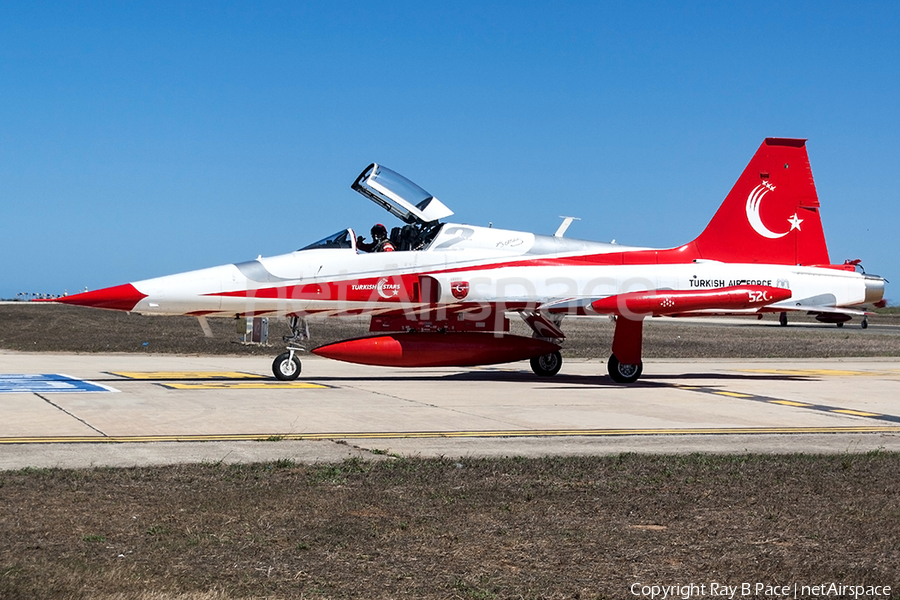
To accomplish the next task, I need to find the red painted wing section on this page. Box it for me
[590,286,791,318]
[312,333,560,367]
[39,284,147,311]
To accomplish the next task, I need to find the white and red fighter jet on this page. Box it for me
[51,139,885,383]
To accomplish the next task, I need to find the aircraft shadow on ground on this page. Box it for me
[290,370,814,387]
[88,369,812,387]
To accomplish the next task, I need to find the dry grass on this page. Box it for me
[1,454,899,599]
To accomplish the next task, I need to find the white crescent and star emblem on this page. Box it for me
[450,280,469,300]
[376,277,399,299]
[745,182,802,239]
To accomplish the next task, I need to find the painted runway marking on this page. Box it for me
[832,409,880,417]
[770,400,812,407]
[110,371,266,380]
[674,384,900,424]
[157,381,329,390]
[3,425,900,444]
[741,368,900,378]
[0,374,118,394]
[713,391,753,398]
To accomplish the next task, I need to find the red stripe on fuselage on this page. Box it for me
[209,275,418,302]
[205,245,702,301]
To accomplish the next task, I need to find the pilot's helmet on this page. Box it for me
[371,223,387,239]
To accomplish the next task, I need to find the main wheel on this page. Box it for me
[530,351,562,377]
[273,352,301,381]
[607,354,642,384]
[861,317,869,330]
[779,312,788,327]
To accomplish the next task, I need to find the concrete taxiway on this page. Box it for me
[1,351,899,469]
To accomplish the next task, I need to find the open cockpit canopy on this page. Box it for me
[352,163,454,225]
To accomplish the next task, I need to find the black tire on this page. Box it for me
[530,351,562,377]
[779,312,788,327]
[836,322,844,328]
[273,352,301,381]
[607,354,642,384]
[861,318,868,330]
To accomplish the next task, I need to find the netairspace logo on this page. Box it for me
[629,582,892,599]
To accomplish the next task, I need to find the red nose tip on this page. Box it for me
[46,284,148,311]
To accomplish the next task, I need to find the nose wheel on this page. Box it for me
[272,316,309,380]
[273,351,302,381]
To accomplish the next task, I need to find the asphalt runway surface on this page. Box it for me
[1,351,899,469]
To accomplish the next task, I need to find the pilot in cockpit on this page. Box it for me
[357,223,395,253]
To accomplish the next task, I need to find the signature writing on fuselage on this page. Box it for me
[688,278,774,288]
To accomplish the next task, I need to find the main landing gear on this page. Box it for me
[272,316,309,381]
[530,351,562,377]
[607,315,644,384]
[608,354,643,384]
[521,311,565,378]
[525,312,645,384]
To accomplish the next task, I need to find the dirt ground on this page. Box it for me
[1,303,899,599]
[1,303,898,359]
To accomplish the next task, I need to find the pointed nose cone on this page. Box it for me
[49,284,148,311]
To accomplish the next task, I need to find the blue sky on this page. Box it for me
[2,2,898,302]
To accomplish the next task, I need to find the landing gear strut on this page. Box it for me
[272,316,309,381]
[608,316,644,384]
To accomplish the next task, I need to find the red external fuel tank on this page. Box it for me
[312,332,560,368]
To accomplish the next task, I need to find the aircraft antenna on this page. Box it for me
[554,216,580,238]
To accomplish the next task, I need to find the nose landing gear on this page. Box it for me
[273,351,301,380]
[272,316,309,381]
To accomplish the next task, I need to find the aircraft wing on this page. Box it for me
[779,304,870,316]
[771,291,875,316]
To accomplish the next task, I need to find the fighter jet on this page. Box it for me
[51,139,886,383]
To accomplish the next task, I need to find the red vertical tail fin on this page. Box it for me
[690,138,830,265]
